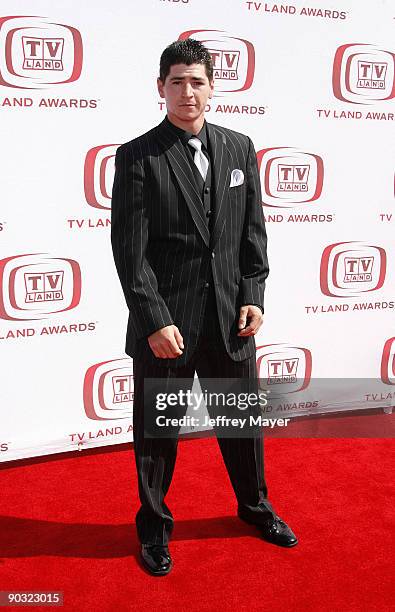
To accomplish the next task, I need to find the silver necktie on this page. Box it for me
[188,137,209,181]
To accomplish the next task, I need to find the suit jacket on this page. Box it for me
[111,118,269,368]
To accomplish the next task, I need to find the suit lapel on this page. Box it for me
[206,123,231,246]
[155,120,210,247]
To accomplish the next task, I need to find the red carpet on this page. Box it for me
[0,436,393,611]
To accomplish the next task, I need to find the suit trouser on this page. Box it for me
[132,287,275,545]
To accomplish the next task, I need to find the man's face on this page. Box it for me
[157,63,214,124]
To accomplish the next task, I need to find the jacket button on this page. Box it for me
[206,210,212,217]
[204,282,210,288]
[211,252,215,259]
[204,187,210,194]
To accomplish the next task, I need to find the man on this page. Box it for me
[111,39,297,576]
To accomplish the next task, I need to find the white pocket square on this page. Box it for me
[229,169,244,188]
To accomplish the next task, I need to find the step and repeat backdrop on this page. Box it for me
[1,0,394,461]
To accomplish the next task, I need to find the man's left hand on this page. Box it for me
[237,305,263,337]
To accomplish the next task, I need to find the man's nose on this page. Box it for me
[182,83,194,97]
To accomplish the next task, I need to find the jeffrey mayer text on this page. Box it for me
[156,415,290,428]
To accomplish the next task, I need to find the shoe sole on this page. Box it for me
[263,537,298,548]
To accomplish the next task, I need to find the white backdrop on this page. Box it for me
[1,0,394,462]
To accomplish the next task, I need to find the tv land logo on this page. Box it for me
[23,36,64,71]
[178,30,255,93]
[83,358,134,420]
[381,338,395,385]
[267,357,299,384]
[26,270,64,302]
[333,44,395,104]
[256,344,312,393]
[0,254,81,320]
[0,16,83,88]
[320,242,386,298]
[257,148,324,207]
[84,145,119,209]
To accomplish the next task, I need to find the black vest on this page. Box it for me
[186,141,220,336]
[186,142,215,232]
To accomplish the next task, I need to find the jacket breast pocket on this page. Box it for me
[229,186,246,219]
[229,183,246,199]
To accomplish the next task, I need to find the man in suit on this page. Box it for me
[111,38,297,576]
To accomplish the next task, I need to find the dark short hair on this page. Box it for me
[159,39,213,83]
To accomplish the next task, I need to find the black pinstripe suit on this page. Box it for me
[111,118,268,368]
[111,117,275,545]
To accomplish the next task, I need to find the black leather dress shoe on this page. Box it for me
[258,516,298,547]
[238,511,298,547]
[140,544,173,576]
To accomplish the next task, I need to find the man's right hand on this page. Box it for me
[147,325,184,359]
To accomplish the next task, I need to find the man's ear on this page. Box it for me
[208,79,214,99]
[157,77,165,98]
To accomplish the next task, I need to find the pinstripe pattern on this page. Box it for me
[132,321,274,546]
[111,118,273,545]
[111,122,272,544]
[111,118,269,368]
